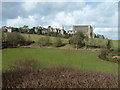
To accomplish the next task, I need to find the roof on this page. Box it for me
[2,27,12,29]
[7,27,12,29]
[73,25,92,27]
[73,25,93,31]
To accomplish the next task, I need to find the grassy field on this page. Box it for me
[2,48,118,73]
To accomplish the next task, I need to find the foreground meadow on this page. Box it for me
[2,48,118,73]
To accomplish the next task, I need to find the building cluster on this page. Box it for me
[2,26,66,35]
[2,25,94,38]
[34,26,66,35]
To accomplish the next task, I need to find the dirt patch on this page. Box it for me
[2,66,118,88]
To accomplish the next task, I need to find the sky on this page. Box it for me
[1,0,119,40]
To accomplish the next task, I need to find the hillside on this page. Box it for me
[21,33,69,44]
[3,32,118,49]
[111,40,118,49]
[21,33,118,49]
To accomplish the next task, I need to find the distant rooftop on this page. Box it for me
[73,25,92,27]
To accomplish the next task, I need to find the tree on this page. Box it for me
[23,25,28,29]
[6,32,26,47]
[95,34,105,39]
[102,35,105,39]
[18,27,23,33]
[48,26,51,29]
[106,39,112,50]
[12,28,19,32]
[99,49,109,60]
[2,32,7,42]
[69,32,86,49]
[53,37,63,47]
[94,34,97,38]
[37,29,42,35]
[28,29,35,34]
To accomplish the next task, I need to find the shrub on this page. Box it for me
[37,36,51,47]
[6,32,26,47]
[85,39,112,49]
[106,40,112,49]
[99,49,109,60]
[53,37,63,47]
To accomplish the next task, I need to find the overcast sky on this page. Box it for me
[2,1,118,40]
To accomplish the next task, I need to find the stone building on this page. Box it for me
[49,27,66,35]
[68,25,94,38]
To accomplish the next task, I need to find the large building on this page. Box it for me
[49,27,66,35]
[68,25,94,38]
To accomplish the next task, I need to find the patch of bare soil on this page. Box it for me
[2,67,118,88]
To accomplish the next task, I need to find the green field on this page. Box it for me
[2,48,118,73]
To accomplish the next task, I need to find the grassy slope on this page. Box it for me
[4,33,118,49]
[111,40,118,49]
[21,33,68,44]
[21,33,118,49]
[3,48,118,73]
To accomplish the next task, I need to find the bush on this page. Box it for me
[106,40,112,49]
[37,36,51,47]
[99,49,109,60]
[53,37,63,47]
[6,32,26,47]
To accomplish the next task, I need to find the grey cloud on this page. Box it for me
[22,2,86,16]
[2,2,24,20]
